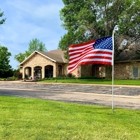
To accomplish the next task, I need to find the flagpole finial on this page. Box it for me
[113,25,119,33]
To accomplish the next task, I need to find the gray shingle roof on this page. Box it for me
[38,50,67,63]
[115,50,140,62]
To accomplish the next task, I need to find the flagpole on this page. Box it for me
[112,25,118,113]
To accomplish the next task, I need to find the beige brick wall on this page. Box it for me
[81,65,93,77]
[23,53,55,67]
[70,66,81,78]
[105,62,140,79]
[114,62,131,79]
[105,66,112,79]
[56,63,68,76]
[114,62,140,79]
[76,62,140,79]
[81,64,106,78]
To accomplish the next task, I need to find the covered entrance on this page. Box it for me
[24,67,32,79]
[34,66,42,79]
[45,65,53,78]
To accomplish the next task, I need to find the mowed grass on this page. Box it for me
[0,96,140,140]
[41,78,140,86]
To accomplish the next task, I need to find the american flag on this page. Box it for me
[68,36,113,73]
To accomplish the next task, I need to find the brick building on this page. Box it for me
[19,49,140,79]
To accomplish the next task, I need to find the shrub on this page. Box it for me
[66,73,75,78]
[13,71,22,79]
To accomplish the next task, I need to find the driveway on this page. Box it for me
[0,81,140,110]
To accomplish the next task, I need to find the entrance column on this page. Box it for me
[31,67,34,79]
[23,67,25,79]
[53,63,56,77]
[42,66,45,79]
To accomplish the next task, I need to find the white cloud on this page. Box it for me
[34,4,62,19]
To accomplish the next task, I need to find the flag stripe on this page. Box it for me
[69,40,95,49]
[69,57,112,69]
[69,56,112,66]
[69,52,112,65]
[69,47,93,55]
[70,49,112,60]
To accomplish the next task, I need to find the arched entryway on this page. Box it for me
[45,65,53,78]
[34,66,42,79]
[24,67,32,79]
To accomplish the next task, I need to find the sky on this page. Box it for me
[0,0,66,69]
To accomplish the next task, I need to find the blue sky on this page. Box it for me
[0,0,66,69]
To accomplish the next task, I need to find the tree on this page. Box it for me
[0,9,6,24]
[28,38,46,53]
[0,46,12,77]
[0,10,12,78]
[15,38,47,63]
[59,0,140,56]
[14,53,26,63]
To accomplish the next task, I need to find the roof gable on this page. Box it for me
[20,50,67,65]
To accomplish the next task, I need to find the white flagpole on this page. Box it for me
[112,25,118,112]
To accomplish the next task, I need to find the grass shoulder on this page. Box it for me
[39,78,140,86]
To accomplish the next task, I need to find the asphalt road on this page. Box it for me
[0,81,140,110]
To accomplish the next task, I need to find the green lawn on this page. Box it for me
[40,78,140,86]
[0,96,140,140]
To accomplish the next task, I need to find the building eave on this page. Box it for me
[115,59,140,63]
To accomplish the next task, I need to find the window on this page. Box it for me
[58,65,62,76]
[132,66,139,78]
[92,65,106,78]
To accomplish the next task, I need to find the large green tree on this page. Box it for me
[59,0,140,53]
[15,38,47,63]
[0,46,12,77]
[0,10,12,78]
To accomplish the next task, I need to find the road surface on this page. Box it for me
[0,81,140,110]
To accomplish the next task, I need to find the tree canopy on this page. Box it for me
[0,46,12,77]
[59,0,140,54]
[15,38,47,63]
